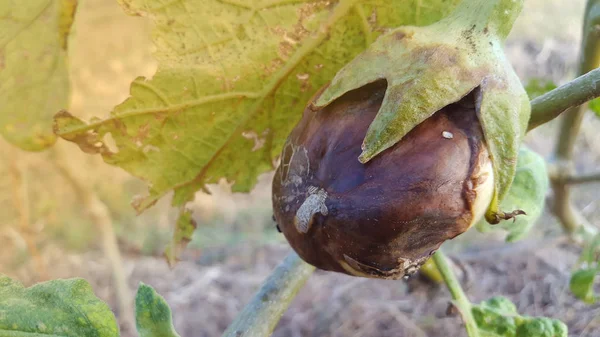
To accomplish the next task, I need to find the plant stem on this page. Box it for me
[548,166,600,185]
[222,251,315,337]
[432,250,480,337]
[7,148,48,280]
[52,146,135,332]
[528,67,600,131]
[550,0,600,236]
[418,258,444,284]
[564,172,600,184]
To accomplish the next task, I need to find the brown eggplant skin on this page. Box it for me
[272,80,493,279]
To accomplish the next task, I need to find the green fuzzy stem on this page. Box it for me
[528,67,600,130]
[441,0,523,40]
[222,252,315,337]
[419,258,445,284]
[432,250,480,337]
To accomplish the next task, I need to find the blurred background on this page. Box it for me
[1,0,599,336]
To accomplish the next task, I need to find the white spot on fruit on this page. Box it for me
[294,186,328,233]
[442,131,454,139]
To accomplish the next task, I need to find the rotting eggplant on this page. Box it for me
[272,81,494,279]
[272,0,530,279]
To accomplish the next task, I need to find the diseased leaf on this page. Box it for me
[53,0,460,261]
[53,1,461,208]
[472,296,568,337]
[164,208,197,267]
[0,274,119,337]
[570,269,597,304]
[476,147,549,242]
[524,79,557,100]
[135,283,180,337]
[0,0,76,151]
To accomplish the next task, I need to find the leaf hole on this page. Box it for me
[102,132,119,154]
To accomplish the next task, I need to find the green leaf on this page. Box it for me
[472,297,518,337]
[476,147,549,242]
[570,269,597,304]
[524,79,557,100]
[54,0,461,209]
[0,0,76,151]
[0,274,119,337]
[515,318,568,337]
[570,234,600,304]
[135,283,180,337]
[472,296,567,337]
[53,0,461,261]
[589,97,600,117]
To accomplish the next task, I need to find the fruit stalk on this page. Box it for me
[222,252,315,337]
[528,67,600,130]
[432,250,480,337]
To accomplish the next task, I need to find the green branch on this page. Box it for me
[222,252,315,337]
[548,166,600,185]
[528,67,600,131]
[564,171,600,184]
[432,250,480,337]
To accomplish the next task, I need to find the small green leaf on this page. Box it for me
[525,79,557,100]
[570,233,600,304]
[570,269,597,304]
[0,275,119,337]
[515,318,568,337]
[472,296,518,337]
[0,0,77,151]
[135,283,181,337]
[472,297,567,337]
[589,97,600,117]
[476,147,549,241]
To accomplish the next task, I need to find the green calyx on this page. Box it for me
[313,0,529,224]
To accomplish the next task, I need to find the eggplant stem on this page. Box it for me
[432,249,481,337]
[222,252,315,337]
[528,67,600,131]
